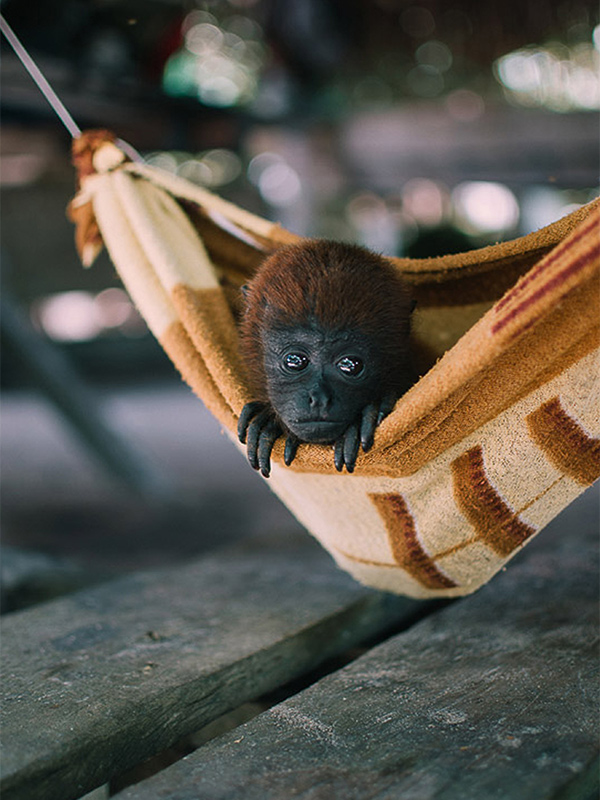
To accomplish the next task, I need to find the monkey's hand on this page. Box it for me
[238,401,301,479]
[334,393,397,474]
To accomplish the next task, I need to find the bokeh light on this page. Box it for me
[146,149,242,188]
[248,152,302,207]
[495,38,600,111]
[345,192,400,253]
[402,179,448,227]
[452,181,519,235]
[519,186,590,233]
[162,9,265,108]
[416,41,453,73]
[179,149,241,187]
[34,289,143,342]
[35,291,101,342]
[444,89,485,121]
[258,163,302,207]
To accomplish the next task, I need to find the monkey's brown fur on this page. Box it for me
[240,240,414,403]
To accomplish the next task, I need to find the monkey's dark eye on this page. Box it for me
[336,356,364,377]
[283,353,309,371]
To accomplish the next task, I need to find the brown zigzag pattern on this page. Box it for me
[527,397,600,486]
[451,446,536,557]
[369,493,457,590]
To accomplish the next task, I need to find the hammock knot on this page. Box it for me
[92,142,128,174]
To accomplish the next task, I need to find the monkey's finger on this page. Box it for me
[343,423,361,474]
[377,393,397,425]
[257,420,282,478]
[246,408,273,470]
[334,437,345,472]
[238,401,266,443]
[360,402,379,452]
[284,435,300,466]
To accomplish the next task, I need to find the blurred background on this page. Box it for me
[1,0,599,610]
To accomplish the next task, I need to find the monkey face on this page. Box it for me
[262,325,383,444]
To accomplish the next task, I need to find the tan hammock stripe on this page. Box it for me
[527,398,600,486]
[451,446,536,557]
[369,493,457,590]
[170,284,248,414]
[160,320,237,431]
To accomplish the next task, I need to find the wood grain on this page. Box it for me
[0,535,420,800]
[117,495,599,800]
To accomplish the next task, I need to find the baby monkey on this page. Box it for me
[238,240,414,477]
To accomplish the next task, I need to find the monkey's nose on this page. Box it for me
[308,383,332,413]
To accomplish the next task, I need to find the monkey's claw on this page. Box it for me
[359,402,379,452]
[360,393,397,452]
[334,421,361,473]
[238,401,285,478]
[238,401,267,444]
[284,435,300,466]
[377,392,398,425]
[335,393,398,473]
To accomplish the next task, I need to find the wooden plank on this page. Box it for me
[116,491,599,800]
[0,534,421,800]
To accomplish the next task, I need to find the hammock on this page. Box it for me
[68,130,600,599]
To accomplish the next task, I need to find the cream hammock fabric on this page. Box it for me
[68,130,600,599]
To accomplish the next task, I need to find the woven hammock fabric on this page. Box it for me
[69,131,600,599]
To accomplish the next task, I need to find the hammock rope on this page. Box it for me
[0,13,144,163]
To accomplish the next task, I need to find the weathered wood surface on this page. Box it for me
[0,535,420,800]
[117,501,600,800]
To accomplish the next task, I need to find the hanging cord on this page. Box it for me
[0,13,143,162]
